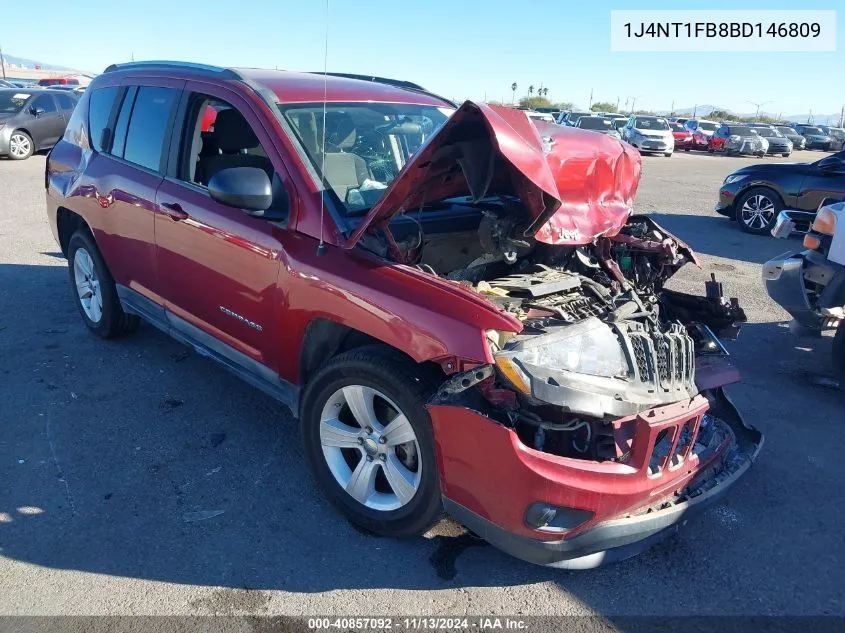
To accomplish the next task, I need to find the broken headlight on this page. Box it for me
[492,318,628,392]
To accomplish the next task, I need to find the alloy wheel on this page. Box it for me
[73,248,103,323]
[319,385,421,511]
[9,133,31,158]
[740,194,776,230]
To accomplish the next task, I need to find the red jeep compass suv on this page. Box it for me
[46,61,761,568]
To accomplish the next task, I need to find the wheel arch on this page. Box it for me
[11,126,33,140]
[298,317,446,387]
[56,206,91,256]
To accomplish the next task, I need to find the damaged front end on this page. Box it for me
[355,102,762,567]
[420,213,762,568]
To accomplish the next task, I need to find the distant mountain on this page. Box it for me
[1,53,75,72]
[658,105,719,117]
[782,113,842,126]
[658,104,842,125]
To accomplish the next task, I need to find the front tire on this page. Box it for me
[735,187,783,235]
[67,230,140,338]
[664,152,672,157]
[300,346,443,537]
[8,130,33,160]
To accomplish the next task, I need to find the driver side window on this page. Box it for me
[179,95,273,188]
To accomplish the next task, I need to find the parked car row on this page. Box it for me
[551,109,841,161]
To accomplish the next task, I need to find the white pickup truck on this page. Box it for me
[763,201,845,375]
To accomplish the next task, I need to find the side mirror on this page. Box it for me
[31,106,46,117]
[208,167,273,213]
[818,156,843,172]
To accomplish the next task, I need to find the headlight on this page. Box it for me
[493,318,628,389]
[724,174,746,184]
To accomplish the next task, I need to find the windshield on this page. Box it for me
[728,127,756,136]
[670,122,686,132]
[697,122,717,131]
[279,102,452,215]
[578,117,613,130]
[801,127,823,135]
[612,118,627,130]
[568,112,592,123]
[776,127,796,135]
[751,127,782,138]
[0,91,31,113]
[634,117,669,131]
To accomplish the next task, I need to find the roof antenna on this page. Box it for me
[316,0,330,257]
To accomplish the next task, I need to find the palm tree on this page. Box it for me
[542,87,549,97]
[511,82,517,104]
[528,84,535,97]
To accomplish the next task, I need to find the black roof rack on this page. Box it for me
[103,61,240,79]
[306,71,455,107]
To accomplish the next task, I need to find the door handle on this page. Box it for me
[160,202,189,221]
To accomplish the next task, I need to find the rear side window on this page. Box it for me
[55,93,75,110]
[88,86,120,152]
[121,87,178,172]
[110,87,138,157]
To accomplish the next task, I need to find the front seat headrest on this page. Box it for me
[327,113,357,150]
[214,109,259,154]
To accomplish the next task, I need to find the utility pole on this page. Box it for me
[808,109,812,123]
[588,88,593,109]
[840,105,844,128]
[0,44,6,80]
[693,104,697,118]
[670,100,675,116]
[630,96,637,114]
[616,96,620,112]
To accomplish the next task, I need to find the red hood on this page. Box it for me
[343,101,642,248]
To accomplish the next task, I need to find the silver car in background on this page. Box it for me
[575,116,622,139]
[621,115,675,156]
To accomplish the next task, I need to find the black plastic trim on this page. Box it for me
[116,285,299,413]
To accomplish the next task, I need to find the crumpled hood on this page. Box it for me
[344,100,641,248]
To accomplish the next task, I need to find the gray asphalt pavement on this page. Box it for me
[0,150,842,617]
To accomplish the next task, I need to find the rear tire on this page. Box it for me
[67,229,140,338]
[782,153,790,158]
[8,130,33,160]
[300,346,443,537]
[735,187,783,235]
[664,152,672,157]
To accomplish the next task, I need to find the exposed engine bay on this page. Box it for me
[362,206,747,464]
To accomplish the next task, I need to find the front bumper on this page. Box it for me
[805,139,831,150]
[429,387,762,569]
[765,144,792,155]
[763,249,845,330]
[715,182,742,217]
[633,138,672,153]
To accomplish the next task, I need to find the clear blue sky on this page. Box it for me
[4,0,843,117]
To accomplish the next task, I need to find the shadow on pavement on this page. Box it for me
[648,212,803,265]
[1,261,843,616]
